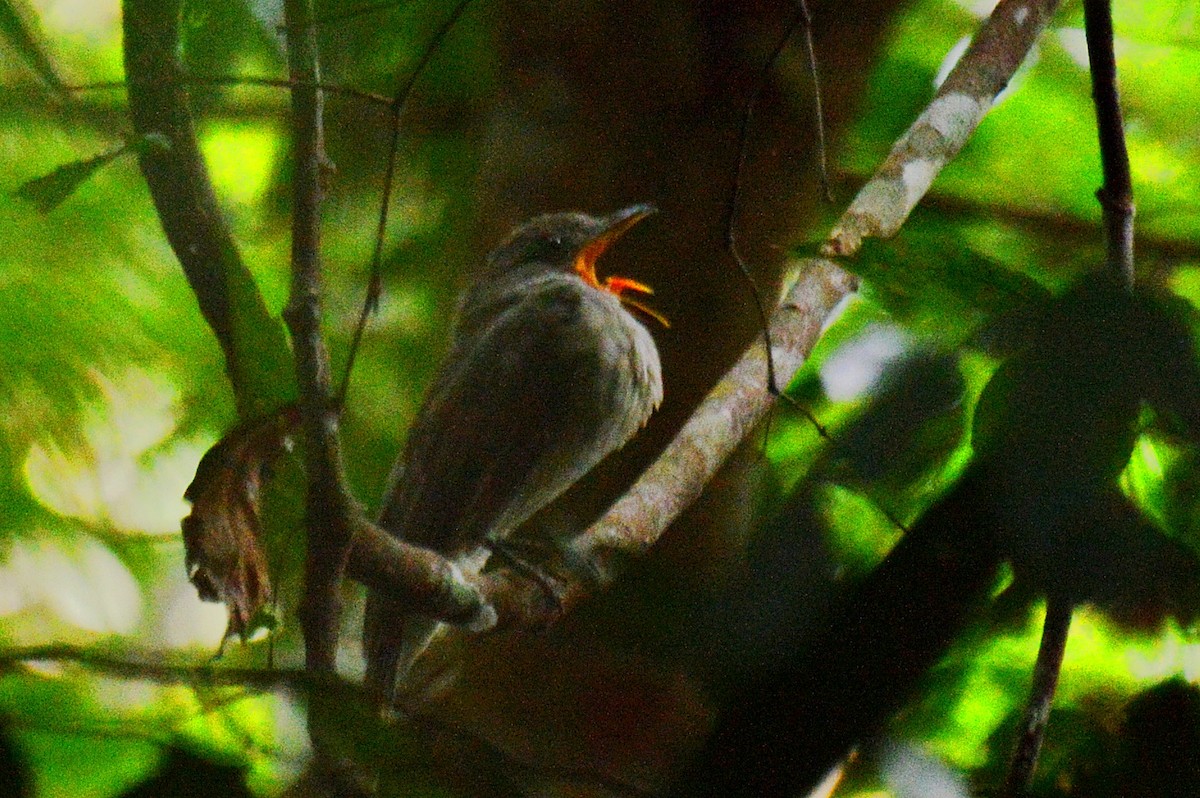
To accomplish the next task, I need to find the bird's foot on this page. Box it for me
[483,538,566,618]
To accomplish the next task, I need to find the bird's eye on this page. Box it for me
[527,235,568,262]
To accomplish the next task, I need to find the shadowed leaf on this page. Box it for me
[15,135,170,214]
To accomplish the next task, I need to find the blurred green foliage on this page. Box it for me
[772,0,1200,794]
[0,0,1198,796]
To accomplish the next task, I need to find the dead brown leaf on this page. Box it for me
[181,405,301,642]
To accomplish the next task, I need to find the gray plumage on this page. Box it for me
[363,206,663,707]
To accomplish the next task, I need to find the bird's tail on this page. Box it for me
[362,591,439,713]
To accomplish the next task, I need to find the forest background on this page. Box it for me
[2,0,1200,796]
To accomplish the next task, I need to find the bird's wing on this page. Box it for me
[381,273,649,553]
[365,272,659,706]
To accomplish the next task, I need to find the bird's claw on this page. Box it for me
[484,538,567,618]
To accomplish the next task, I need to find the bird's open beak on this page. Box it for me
[573,204,669,328]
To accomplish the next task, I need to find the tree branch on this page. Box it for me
[278,0,353,678]
[1083,0,1135,285]
[118,0,491,640]
[824,0,1062,259]
[347,515,491,626]
[481,0,1063,629]
[1002,597,1073,798]
[67,75,393,108]
[121,0,293,418]
[997,6,1135,793]
[0,644,302,689]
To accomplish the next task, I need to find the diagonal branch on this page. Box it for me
[481,0,1062,630]
[122,0,293,419]
[825,0,1061,259]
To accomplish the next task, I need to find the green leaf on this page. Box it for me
[15,146,127,214]
[850,231,1052,340]
[14,135,169,215]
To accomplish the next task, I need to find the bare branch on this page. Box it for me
[279,0,351,675]
[724,1,831,424]
[825,0,1062,258]
[1002,597,1073,798]
[793,0,831,202]
[347,516,492,626]
[122,0,293,418]
[66,75,393,107]
[997,6,1135,792]
[1083,0,1135,285]
[478,0,1064,629]
[725,5,809,399]
[337,0,477,407]
[277,0,495,683]
[0,644,302,689]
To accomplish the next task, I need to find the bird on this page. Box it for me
[363,204,665,708]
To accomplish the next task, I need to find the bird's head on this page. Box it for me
[486,204,668,327]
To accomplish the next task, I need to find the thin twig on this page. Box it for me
[725,7,796,396]
[996,7,1134,791]
[335,0,477,408]
[725,3,830,439]
[793,0,832,202]
[1002,597,1074,798]
[64,75,393,108]
[1083,0,1135,286]
[0,644,303,688]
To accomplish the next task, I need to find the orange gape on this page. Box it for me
[572,206,669,328]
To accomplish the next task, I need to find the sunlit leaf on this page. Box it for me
[1,532,143,635]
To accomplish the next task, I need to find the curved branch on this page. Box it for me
[122,0,293,418]
[481,0,1063,632]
